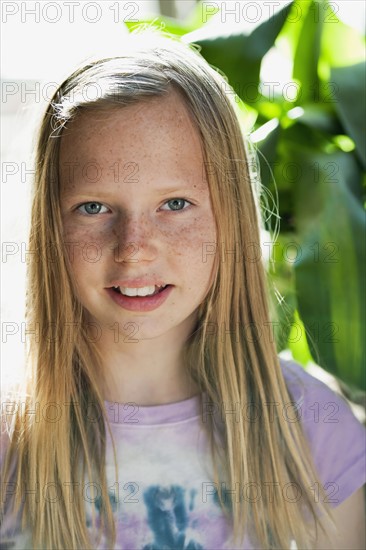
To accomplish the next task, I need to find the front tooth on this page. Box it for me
[120,285,156,297]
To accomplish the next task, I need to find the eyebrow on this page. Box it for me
[62,186,200,199]
[155,187,196,196]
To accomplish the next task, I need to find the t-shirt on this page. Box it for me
[1,358,365,549]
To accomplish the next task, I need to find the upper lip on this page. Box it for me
[107,279,169,288]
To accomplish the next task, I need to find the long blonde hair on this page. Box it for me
[1,30,334,548]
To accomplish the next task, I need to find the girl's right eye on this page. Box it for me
[77,202,109,215]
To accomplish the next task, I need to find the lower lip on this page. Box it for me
[106,285,174,312]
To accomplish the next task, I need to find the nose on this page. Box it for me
[111,212,158,264]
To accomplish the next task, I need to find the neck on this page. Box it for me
[93,320,200,406]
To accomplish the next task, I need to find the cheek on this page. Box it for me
[166,215,217,276]
[62,225,109,278]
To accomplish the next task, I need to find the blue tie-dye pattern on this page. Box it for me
[142,485,203,550]
[95,492,118,514]
[188,489,197,512]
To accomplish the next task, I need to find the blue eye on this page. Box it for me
[161,199,190,211]
[78,202,108,215]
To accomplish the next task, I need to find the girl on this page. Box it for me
[1,31,365,550]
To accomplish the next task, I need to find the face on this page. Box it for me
[59,91,217,344]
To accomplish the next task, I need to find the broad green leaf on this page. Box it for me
[288,310,314,365]
[331,63,366,168]
[242,2,294,58]
[253,121,281,190]
[274,1,312,57]
[267,235,300,351]
[293,0,324,104]
[183,2,293,103]
[290,146,365,390]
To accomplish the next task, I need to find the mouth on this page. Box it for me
[107,284,174,312]
[111,284,170,297]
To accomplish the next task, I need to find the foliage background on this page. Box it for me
[126,0,366,397]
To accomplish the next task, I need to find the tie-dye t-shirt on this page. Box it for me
[1,358,365,549]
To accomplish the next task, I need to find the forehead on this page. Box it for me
[58,90,208,193]
[59,91,202,159]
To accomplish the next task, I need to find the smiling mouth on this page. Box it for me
[111,285,170,297]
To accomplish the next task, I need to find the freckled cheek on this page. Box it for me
[190,216,217,251]
[167,218,217,265]
[62,226,110,273]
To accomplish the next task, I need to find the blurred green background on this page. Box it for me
[125,0,365,398]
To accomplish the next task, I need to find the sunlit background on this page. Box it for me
[1,0,365,389]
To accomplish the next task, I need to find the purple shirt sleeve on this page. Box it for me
[281,358,366,508]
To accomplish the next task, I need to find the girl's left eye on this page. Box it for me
[160,199,191,212]
[77,202,109,215]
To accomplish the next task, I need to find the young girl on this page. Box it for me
[1,31,365,550]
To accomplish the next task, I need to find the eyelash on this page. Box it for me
[76,202,109,215]
[76,199,192,215]
[160,199,192,212]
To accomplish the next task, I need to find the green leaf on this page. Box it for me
[243,2,294,59]
[274,1,311,58]
[331,63,366,168]
[267,235,299,351]
[183,2,293,103]
[253,120,281,190]
[290,147,365,390]
[293,0,324,104]
[288,310,314,365]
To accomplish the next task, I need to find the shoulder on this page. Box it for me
[279,356,364,428]
[279,356,366,508]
